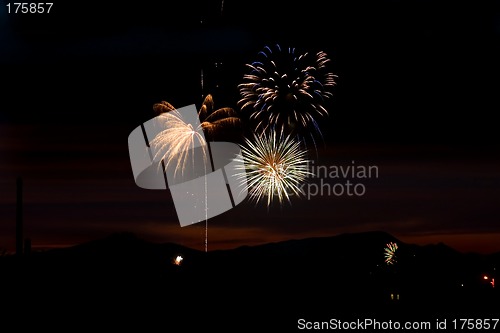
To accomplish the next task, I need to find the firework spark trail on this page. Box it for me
[238,44,337,138]
[204,167,208,253]
[384,242,398,265]
[201,68,204,100]
[149,108,210,251]
[235,129,312,207]
[152,96,242,252]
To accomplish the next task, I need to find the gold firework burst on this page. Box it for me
[236,129,312,207]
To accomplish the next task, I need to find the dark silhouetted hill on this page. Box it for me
[0,231,498,331]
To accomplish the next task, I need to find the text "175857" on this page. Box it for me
[6,3,53,14]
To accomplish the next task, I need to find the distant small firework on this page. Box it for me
[235,129,312,207]
[173,255,183,266]
[384,242,398,265]
[238,44,337,137]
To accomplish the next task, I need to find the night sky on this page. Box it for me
[1,0,500,254]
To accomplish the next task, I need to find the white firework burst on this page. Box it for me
[149,107,207,177]
[235,129,312,207]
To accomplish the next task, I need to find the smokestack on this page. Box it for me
[16,177,23,256]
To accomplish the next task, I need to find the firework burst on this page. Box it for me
[198,94,242,142]
[238,44,337,137]
[154,95,242,143]
[235,129,312,207]
[384,242,398,265]
[150,104,208,177]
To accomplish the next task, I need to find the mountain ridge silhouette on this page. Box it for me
[0,230,498,331]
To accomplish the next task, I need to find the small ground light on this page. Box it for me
[173,255,183,266]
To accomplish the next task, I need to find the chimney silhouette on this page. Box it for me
[16,177,23,256]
